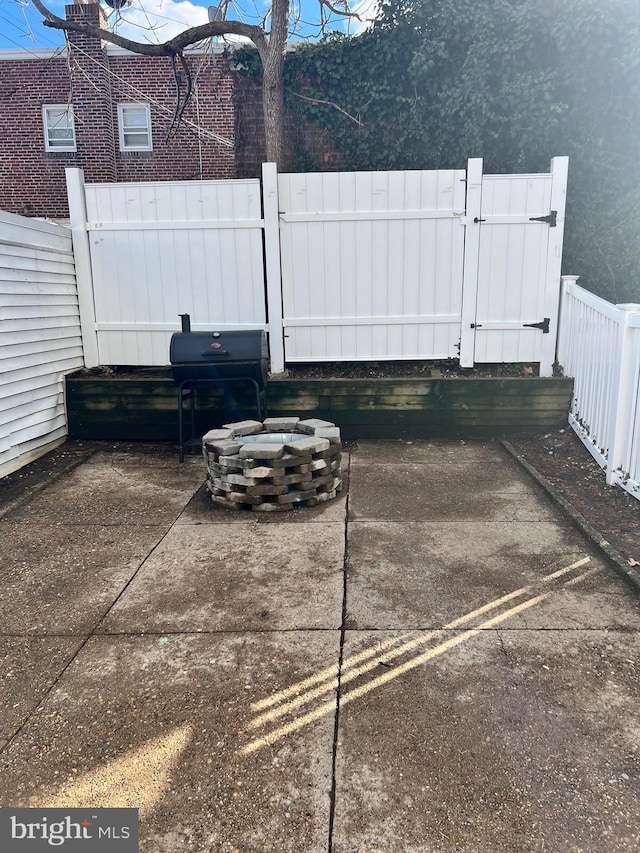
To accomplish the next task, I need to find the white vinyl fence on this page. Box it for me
[0,211,84,478]
[66,169,270,368]
[557,277,640,500]
[278,168,467,362]
[278,160,567,372]
[68,157,568,376]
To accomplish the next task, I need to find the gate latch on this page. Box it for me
[523,318,550,334]
[529,210,557,227]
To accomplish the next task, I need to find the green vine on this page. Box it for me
[231,0,640,302]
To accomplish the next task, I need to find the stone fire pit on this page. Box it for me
[202,417,342,512]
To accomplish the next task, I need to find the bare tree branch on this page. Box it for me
[286,87,366,125]
[31,0,269,58]
[166,52,194,140]
[30,0,369,166]
[319,0,362,22]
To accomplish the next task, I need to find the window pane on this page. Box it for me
[49,128,73,139]
[47,109,72,129]
[123,131,149,146]
[123,108,148,129]
[119,104,151,150]
[44,105,75,151]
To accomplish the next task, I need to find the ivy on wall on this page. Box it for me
[232,0,640,302]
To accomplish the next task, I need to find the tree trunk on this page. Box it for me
[262,64,285,167]
[261,0,289,168]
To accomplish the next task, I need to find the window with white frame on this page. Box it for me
[118,103,152,151]
[43,104,76,152]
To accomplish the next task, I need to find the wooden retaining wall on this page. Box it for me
[66,372,573,441]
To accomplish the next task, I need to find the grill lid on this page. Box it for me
[169,324,268,386]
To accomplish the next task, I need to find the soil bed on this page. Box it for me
[281,360,539,379]
[76,361,541,380]
[509,428,639,567]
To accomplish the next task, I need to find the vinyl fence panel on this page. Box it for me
[69,161,566,372]
[0,211,83,477]
[82,177,267,365]
[278,169,467,361]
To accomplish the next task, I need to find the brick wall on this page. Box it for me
[0,55,78,218]
[109,54,236,184]
[0,7,344,219]
[0,4,236,219]
[233,74,342,177]
[66,3,117,185]
[233,77,267,178]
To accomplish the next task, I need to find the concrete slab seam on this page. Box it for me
[501,439,640,593]
[327,450,351,853]
[0,634,94,758]
[0,484,199,757]
[94,491,204,628]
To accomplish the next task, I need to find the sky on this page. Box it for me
[0,0,378,52]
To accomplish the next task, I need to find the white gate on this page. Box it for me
[460,158,568,371]
[279,158,567,374]
[278,169,466,362]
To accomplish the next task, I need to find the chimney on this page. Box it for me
[65,2,117,182]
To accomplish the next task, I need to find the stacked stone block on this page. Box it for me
[203,418,342,512]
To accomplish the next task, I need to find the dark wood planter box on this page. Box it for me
[65,371,573,441]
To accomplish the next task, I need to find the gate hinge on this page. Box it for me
[529,210,557,227]
[523,317,550,333]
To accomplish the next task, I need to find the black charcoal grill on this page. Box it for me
[170,314,269,461]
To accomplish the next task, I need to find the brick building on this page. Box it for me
[0,2,240,219]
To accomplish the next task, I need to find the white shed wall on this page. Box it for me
[0,211,84,478]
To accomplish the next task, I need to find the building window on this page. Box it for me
[118,103,152,151]
[43,104,76,152]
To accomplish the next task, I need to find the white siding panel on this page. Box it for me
[84,179,266,365]
[2,370,70,403]
[0,389,62,428]
[0,210,84,478]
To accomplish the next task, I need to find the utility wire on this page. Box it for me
[68,38,234,147]
[0,0,62,47]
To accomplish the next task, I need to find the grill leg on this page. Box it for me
[177,377,267,462]
[177,383,196,463]
[189,387,196,445]
[245,378,265,421]
[178,384,186,463]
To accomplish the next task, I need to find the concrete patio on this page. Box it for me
[0,440,638,852]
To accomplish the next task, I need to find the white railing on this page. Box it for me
[557,277,640,500]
